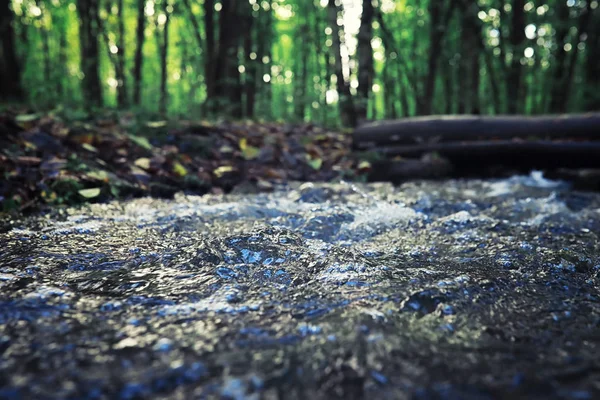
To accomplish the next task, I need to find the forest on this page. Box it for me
[1,0,599,126]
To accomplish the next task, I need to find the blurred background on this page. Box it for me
[0,0,599,126]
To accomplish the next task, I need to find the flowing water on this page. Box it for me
[1,175,600,399]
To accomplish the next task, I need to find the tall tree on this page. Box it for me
[132,0,146,106]
[457,0,482,114]
[244,10,257,119]
[213,0,246,118]
[34,1,52,88]
[548,1,572,113]
[203,0,216,108]
[507,0,525,113]
[550,1,594,113]
[52,2,69,99]
[376,9,416,116]
[420,0,456,115]
[356,0,375,121]
[583,8,600,111]
[182,0,217,112]
[77,0,103,107]
[156,0,171,115]
[0,0,23,101]
[327,0,356,127]
[257,4,273,119]
[293,1,309,120]
[101,0,128,107]
[115,0,127,106]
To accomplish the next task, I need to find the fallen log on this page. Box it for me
[353,113,600,149]
[367,140,600,170]
[368,157,455,182]
[546,169,600,191]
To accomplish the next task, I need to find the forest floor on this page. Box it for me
[0,109,369,212]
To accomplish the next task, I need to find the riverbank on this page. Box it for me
[0,109,359,212]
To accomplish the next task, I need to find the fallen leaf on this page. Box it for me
[15,113,40,123]
[264,168,285,179]
[214,165,234,178]
[71,133,95,145]
[306,156,322,170]
[128,134,153,150]
[239,138,260,160]
[173,161,188,177]
[15,114,40,129]
[78,188,101,199]
[15,156,42,166]
[134,157,151,170]
[86,170,109,182]
[242,145,260,160]
[357,161,372,170]
[257,180,273,191]
[146,120,168,128]
[82,143,98,153]
[239,137,249,151]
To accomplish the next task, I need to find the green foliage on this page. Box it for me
[6,0,600,123]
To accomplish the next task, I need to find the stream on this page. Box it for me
[1,174,599,399]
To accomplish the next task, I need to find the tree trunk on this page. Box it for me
[443,56,454,114]
[293,2,309,122]
[327,0,356,127]
[312,0,328,124]
[116,0,127,107]
[244,12,256,119]
[507,0,525,113]
[77,0,103,108]
[367,141,600,173]
[158,1,170,116]
[254,6,272,119]
[484,49,501,114]
[35,1,51,87]
[583,9,600,111]
[0,0,24,101]
[548,1,572,113]
[457,4,469,114]
[353,114,600,149]
[420,0,456,115]
[468,3,481,114]
[54,4,68,99]
[382,59,397,119]
[356,0,374,121]
[550,2,594,113]
[376,10,415,116]
[214,0,245,118]
[293,5,308,121]
[204,0,215,107]
[132,0,145,106]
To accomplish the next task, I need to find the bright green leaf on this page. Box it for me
[307,158,323,170]
[128,134,153,150]
[15,114,40,123]
[239,137,249,151]
[173,161,187,177]
[242,145,260,160]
